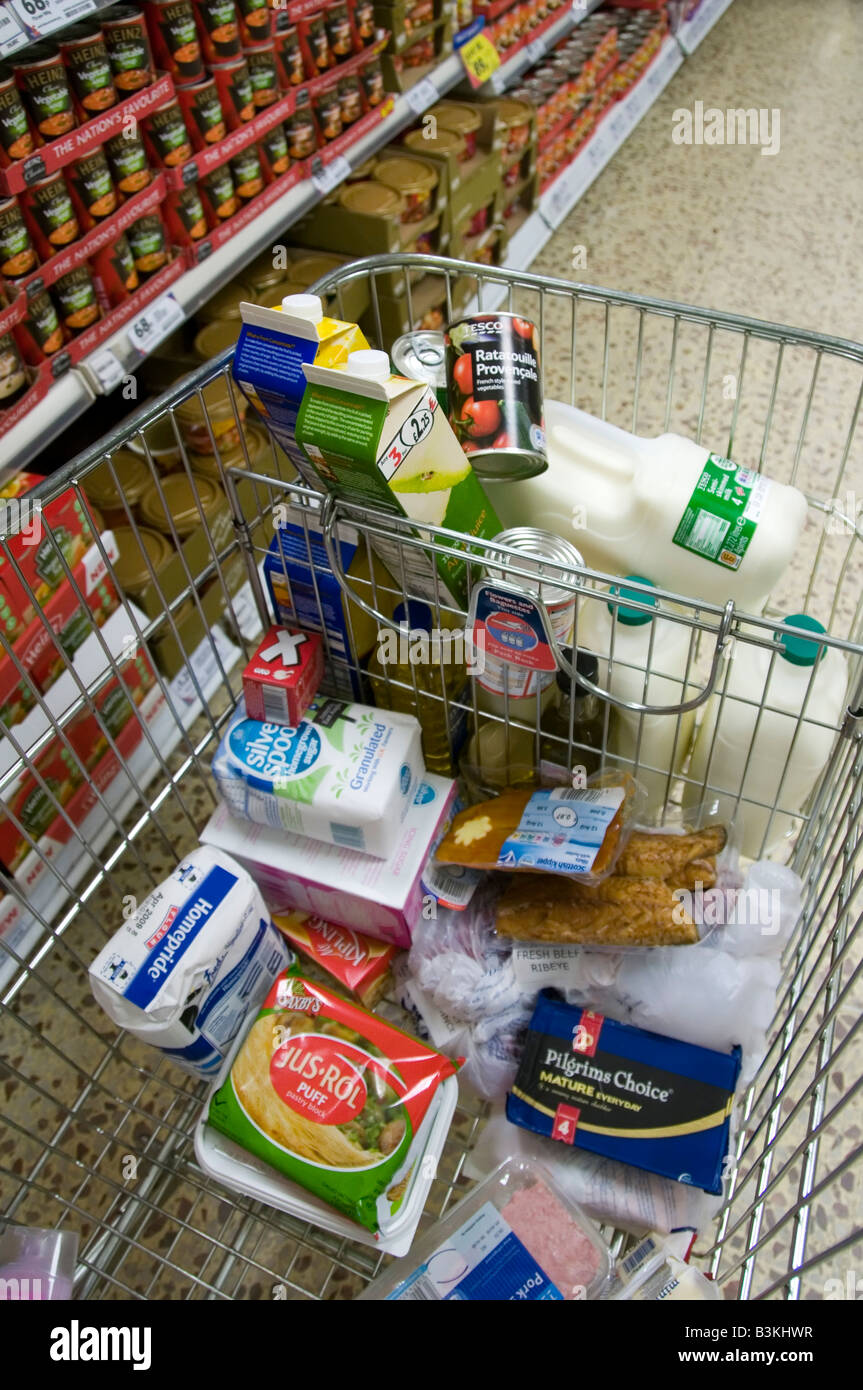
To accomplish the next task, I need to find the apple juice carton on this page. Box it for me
[232,292,370,486]
[295,349,502,609]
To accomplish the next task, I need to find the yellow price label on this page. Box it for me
[458,30,500,88]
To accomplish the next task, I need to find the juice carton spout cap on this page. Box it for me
[282,293,323,322]
[348,349,390,381]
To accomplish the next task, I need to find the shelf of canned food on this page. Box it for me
[0,0,732,470]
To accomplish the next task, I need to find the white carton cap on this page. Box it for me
[282,292,323,322]
[349,349,390,381]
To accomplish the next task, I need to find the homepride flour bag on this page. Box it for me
[89,847,291,1078]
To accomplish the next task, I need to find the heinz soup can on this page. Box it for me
[445,311,547,482]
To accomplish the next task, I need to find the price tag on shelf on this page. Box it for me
[524,36,545,65]
[127,292,184,358]
[0,4,26,55]
[457,28,500,89]
[311,154,351,196]
[88,347,125,394]
[9,0,94,37]
[405,75,440,114]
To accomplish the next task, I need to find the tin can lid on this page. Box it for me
[259,280,304,308]
[391,330,446,384]
[174,375,239,425]
[403,127,465,159]
[111,524,173,593]
[375,156,438,195]
[489,527,583,601]
[243,248,288,292]
[432,100,482,135]
[289,253,346,285]
[196,280,255,323]
[194,319,239,361]
[82,448,150,508]
[495,98,532,127]
[127,412,182,463]
[139,471,225,534]
[338,180,404,216]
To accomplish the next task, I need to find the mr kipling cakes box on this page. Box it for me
[507,994,741,1196]
[294,349,501,610]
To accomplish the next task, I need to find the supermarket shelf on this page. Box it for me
[675,0,734,55]
[0,0,117,58]
[0,368,95,473]
[485,0,603,95]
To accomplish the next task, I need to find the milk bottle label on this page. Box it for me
[672,455,772,570]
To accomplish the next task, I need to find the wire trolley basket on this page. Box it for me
[1,254,862,1301]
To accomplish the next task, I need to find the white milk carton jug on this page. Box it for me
[577,576,697,810]
[683,614,848,857]
[490,401,808,613]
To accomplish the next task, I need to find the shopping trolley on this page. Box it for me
[1,254,862,1301]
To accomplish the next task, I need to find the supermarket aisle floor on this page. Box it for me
[534,0,863,341]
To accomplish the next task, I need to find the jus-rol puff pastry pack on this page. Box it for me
[507,994,741,1195]
[207,972,458,1235]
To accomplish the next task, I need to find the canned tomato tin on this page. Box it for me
[141,98,193,166]
[229,143,263,199]
[16,44,77,140]
[210,56,254,126]
[359,54,383,106]
[59,26,118,118]
[0,66,35,166]
[199,162,238,220]
[284,105,315,158]
[272,24,304,86]
[0,197,39,280]
[391,330,447,408]
[102,7,155,92]
[21,172,80,257]
[163,181,209,242]
[0,331,29,407]
[68,149,117,227]
[257,125,289,180]
[176,76,227,147]
[314,89,341,142]
[145,0,204,84]
[338,74,362,124]
[53,264,101,333]
[244,43,278,107]
[325,3,353,59]
[104,129,152,195]
[478,528,583,701]
[127,212,169,275]
[91,232,140,303]
[192,0,241,62]
[445,312,547,482]
[235,0,269,47]
[14,288,63,361]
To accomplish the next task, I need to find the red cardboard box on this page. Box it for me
[242,624,324,724]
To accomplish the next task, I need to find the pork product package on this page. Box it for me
[507,993,741,1195]
[211,696,424,858]
[359,1157,612,1301]
[206,972,458,1236]
[89,847,292,1078]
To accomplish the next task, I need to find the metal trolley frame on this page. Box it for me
[1,254,862,1300]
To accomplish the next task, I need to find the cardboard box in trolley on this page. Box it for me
[294,353,502,609]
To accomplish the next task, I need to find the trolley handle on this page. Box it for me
[321,495,736,719]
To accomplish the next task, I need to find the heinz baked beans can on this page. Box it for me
[210,56,254,126]
[68,148,118,227]
[145,0,204,84]
[176,76,227,148]
[21,172,80,258]
[14,287,64,361]
[445,311,547,482]
[104,129,152,195]
[16,44,77,141]
[192,0,241,63]
[0,66,35,166]
[92,232,140,304]
[101,7,155,93]
[53,264,102,334]
[142,99,193,167]
[59,26,118,118]
[163,181,209,243]
[0,196,39,280]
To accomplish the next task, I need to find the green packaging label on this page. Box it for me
[672,455,771,571]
